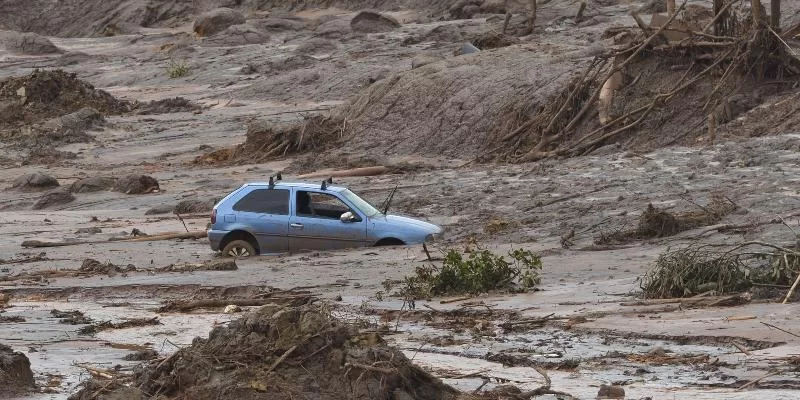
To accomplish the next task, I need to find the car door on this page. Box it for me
[289,189,368,252]
[231,187,289,253]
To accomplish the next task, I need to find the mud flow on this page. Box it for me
[2,0,800,399]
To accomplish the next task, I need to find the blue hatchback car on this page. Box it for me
[208,181,442,257]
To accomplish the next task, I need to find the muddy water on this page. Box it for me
[1,300,236,398]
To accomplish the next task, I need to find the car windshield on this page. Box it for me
[341,189,381,218]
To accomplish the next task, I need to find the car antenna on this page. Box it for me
[276,172,282,180]
[321,180,327,190]
[268,176,274,188]
[381,184,398,214]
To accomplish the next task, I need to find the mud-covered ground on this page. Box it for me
[2,1,800,399]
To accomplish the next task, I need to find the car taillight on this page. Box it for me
[210,209,217,224]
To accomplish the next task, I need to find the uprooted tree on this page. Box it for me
[488,0,800,162]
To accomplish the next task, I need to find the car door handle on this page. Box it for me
[290,223,303,229]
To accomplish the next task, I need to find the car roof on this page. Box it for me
[242,181,347,192]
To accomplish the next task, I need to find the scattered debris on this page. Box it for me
[75,304,458,399]
[155,259,236,273]
[0,315,25,323]
[51,309,91,325]
[78,316,160,335]
[79,258,136,275]
[123,348,159,361]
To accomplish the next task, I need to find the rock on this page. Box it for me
[12,172,59,191]
[223,305,242,314]
[250,17,306,32]
[596,384,625,399]
[174,199,214,214]
[0,343,35,394]
[112,174,159,195]
[411,54,444,69]
[449,0,482,19]
[32,188,75,210]
[456,42,481,55]
[0,31,61,55]
[193,8,246,37]
[315,18,352,38]
[350,10,401,33]
[75,227,102,234]
[69,176,117,193]
[480,0,508,14]
[202,24,270,46]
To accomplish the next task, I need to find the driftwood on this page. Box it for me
[620,293,751,307]
[159,294,313,312]
[21,231,206,248]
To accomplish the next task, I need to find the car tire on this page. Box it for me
[222,240,256,258]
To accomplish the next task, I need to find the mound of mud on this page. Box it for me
[209,115,344,164]
[32,188,75,210]
[135,97,201,115]
[0,70,128,134]
[174,199,214,214]
[201,24,270,46]
[22,107,105,147]
[193,8,245,37]
[76,304,457,400]
[69,176,117,193]
[0,344,35,395]
[350,10,400,33]
[11,171,59,191]
[0,30,61,55]
[340,45,588,159]
[112,174,159,195]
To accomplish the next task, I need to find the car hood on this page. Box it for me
[377,214,441,233]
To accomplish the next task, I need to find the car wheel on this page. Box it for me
[222,240,256,258]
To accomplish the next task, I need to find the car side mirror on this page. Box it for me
[340,211,356,223]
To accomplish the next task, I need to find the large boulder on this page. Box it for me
[0,31,61,55]
[112,174,159,194]
[0,344,35,395]
[193,8,246,37]
[350,11,400,33]
[12,172,59,191]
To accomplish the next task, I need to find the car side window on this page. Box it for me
[296,191,352,220]
[233,189,289,215]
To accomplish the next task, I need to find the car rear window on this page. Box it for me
[233,189,289,215]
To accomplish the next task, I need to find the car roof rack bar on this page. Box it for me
[268,176,274,188]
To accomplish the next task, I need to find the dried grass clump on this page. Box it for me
[641,242,800,299]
